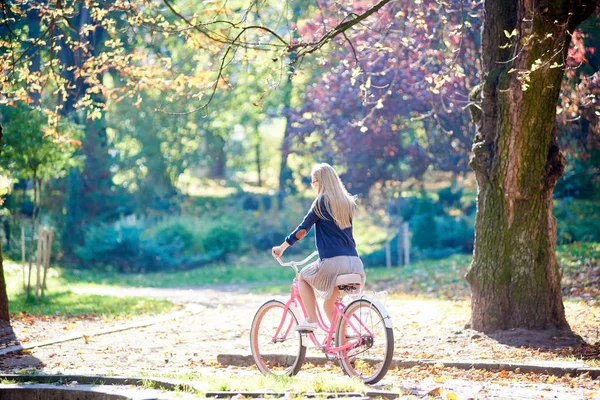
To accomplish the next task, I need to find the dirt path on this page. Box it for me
[1,285,599,399]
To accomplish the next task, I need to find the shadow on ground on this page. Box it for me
[0,321,43,371]
[487,328,600,361]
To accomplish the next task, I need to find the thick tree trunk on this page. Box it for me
[0,242,8,321]
[466,0,596,332]
[0,124,8,321]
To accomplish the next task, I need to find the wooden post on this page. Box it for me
[397,220,403,267]
[21,225,26,290]
[27,225,33,296]
[385,239,391,268]
[42,228,53,293]
[35,224,43,300]
[402,222,410,265]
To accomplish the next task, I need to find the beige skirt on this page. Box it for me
[300,255,366,299]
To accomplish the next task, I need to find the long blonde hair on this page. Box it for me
[311,163,356,229]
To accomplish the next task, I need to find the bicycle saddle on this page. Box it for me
[336,274,362,290]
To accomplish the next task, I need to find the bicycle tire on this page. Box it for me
[335,298,394,384]
[250,299,306,376]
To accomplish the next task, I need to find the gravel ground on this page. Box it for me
[1,286,599,399]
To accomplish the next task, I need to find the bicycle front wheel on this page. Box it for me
[335,299,394,384]
[250,299,306,376]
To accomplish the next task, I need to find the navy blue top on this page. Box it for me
[285,197,358,260]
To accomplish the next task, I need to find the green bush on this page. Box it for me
[364,189,475,265]
[554,199,600,244]
[75,223,144,272]
[554,155,600,200]
[409,193,439,250]
[74,217,230,272]
[148,220,197,255]
[437,186,463,209]
[202,223,242,256]
[436,214,474,252]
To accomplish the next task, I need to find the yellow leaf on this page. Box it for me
[444,391,459,400]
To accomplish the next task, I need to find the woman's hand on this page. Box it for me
[271,246,283,258]
[271,242,289,258]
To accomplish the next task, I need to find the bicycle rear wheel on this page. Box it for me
[250,299,306,376]
[335,299,394,384]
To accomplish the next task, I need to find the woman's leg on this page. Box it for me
[323,286,339,325]
[298,275,318,322]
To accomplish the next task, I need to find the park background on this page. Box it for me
[0,0,598,299]
[0,1,599,396]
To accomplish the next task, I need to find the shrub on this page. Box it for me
[75,217,229,272]
[239,193,273,211]
[252,227,289,250]
[148,220,197,255]
[554,156,600,200]
[202,223,243,256]
[75,223,144,272]
[554,199,600,244]
[436,214,474,252]
[437,187,463,209]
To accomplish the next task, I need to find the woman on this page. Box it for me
[271,163,366,332]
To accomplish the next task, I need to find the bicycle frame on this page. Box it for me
[275,252,372,357]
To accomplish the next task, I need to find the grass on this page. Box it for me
[556,242,599,273]
[248,254,473,297]
[4,259,175,318]
[4,242,597,315]
[56,250,474,293]
[61,253,294,288]
[170,369,368,397]
[8,292,174,319]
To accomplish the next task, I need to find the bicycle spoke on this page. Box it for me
[335,299,393,384]
[250,300,306,376]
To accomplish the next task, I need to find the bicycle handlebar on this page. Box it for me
[275,251,319,273]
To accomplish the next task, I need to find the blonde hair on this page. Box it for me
[311,163,356,229]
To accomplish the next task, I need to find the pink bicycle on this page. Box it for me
[250,251,394,384]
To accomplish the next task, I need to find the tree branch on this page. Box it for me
[290,0,393,59]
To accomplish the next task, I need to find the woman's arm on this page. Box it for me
[272,207,319,258]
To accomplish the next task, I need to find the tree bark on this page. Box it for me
[0,124,8,321]
[466,0,596,332]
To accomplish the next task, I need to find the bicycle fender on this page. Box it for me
[356,296,394,329]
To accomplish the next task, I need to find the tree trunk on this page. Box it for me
[207,131,226,179]
[277,75,295,206]
[277,2,302,208]
[0,124,8,321]
[27,8,42,106]
[254,138,262,187]
[0,241,8,321]
[28,169,38,296]
[466,0,596,332]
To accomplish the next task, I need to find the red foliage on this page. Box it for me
[289,0,481,193]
